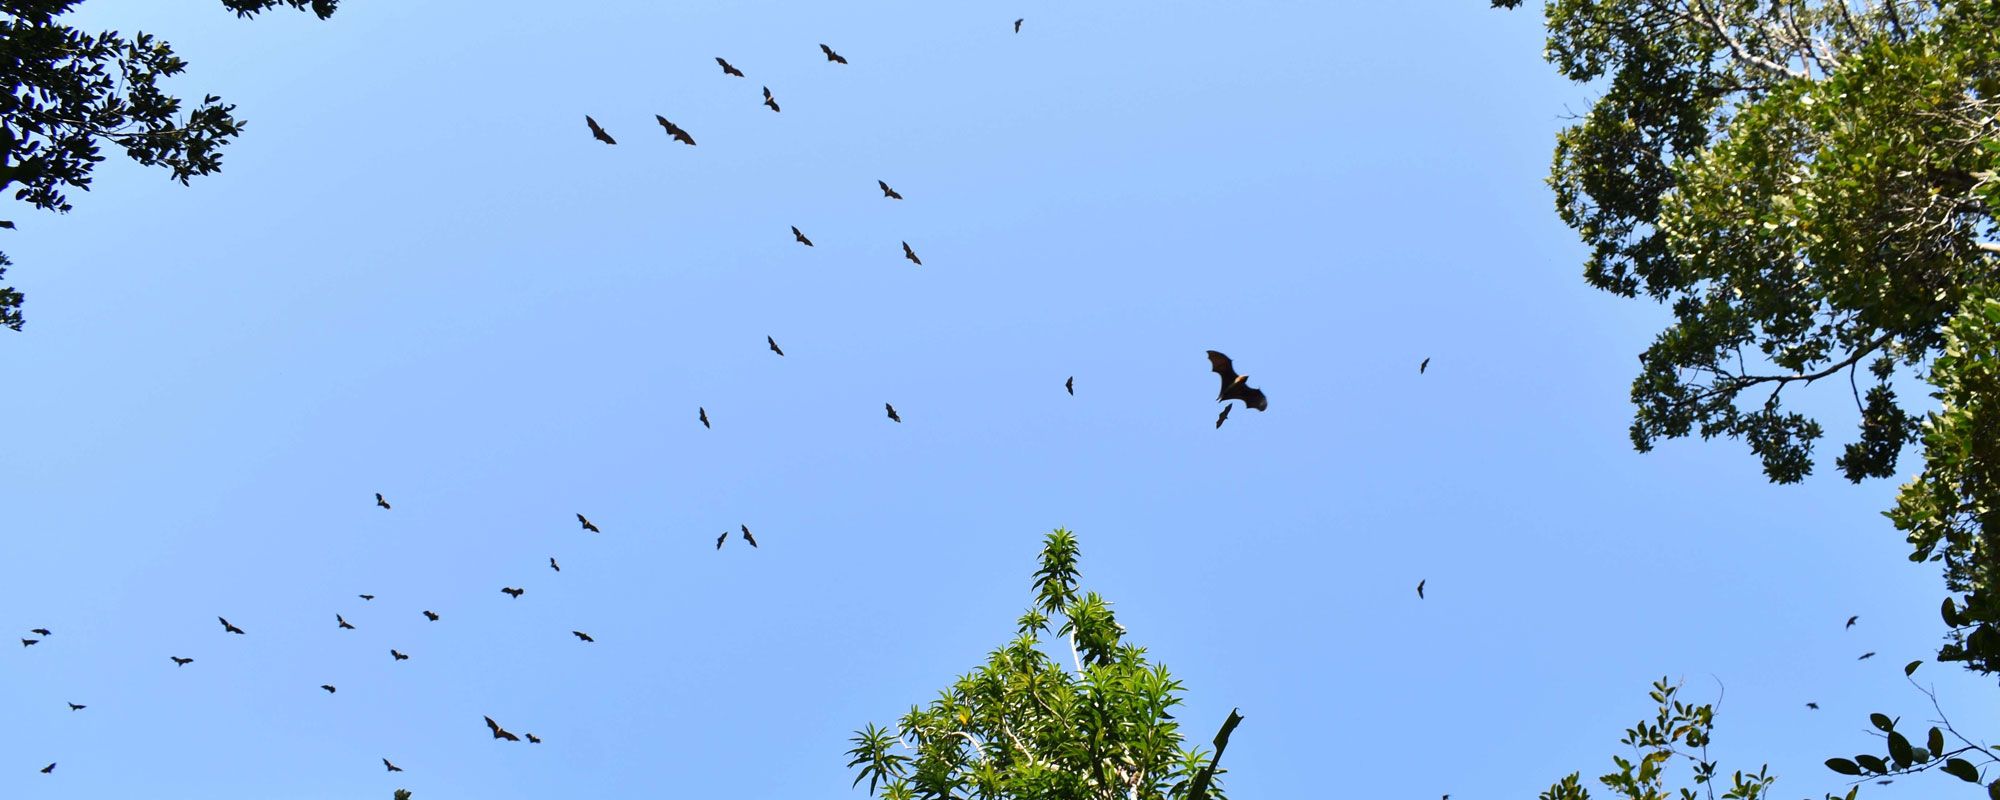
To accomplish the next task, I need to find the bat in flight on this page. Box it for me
[768,336,785,356]
[41,763,55,774]
[572,631,594,643]
[1420,357,1430,374]
[792,226,813,247]
[1214,404,1231,429]
[578,514,600,533]
[485,716,522,742]
[741,525,758,548]
[526,733,543,744]
[716,57,744,77]
[67,703,84,711]
[715,531,728,550]
[21,638,36,647]
[391,649,410,661]
[1806,702,1819,709]
[321,685,336,693]
[886,403,902,423]
[655,115,696,146]
[1206,351,1269,411]
[1858,652,1875,660]
[1066,376,1074,395]
[383,758,402,772]
[219,617,245,635]
[550,557,560,572]
[502,587,525,599]
[171,656,193,667]
[1015,18,1024,33]
[762,86,781,113]
[30,628,50,636]
[1416,580,1426,599]
[337,614,355,630]
[585,115,616,145]
[699,407,711,429]
[358,594,375,601]
[423,610,439,621]
[1846,615,1858,629]
[902,241,921,265]
[879,180,903,200]
[375,493,391,509]
[820,44,847,64]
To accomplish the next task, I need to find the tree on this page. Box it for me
[844,529,1243,800]
[0,0,337,331]
[1537,679,1802,800]
[1495,0,2000,672]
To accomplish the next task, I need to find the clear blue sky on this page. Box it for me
[1,2,1982,798]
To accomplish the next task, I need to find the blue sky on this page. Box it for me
[1,1,1984,798]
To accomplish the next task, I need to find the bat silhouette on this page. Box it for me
[41,763,54,774]
[1846,615,1858,629]
[423,610,439,621]
[768,336,785,356]
[1215,404,1232,429]
[1015,18,1024,32]
[715,531,728,550]
[585,115,616,145]
[376,493,391,509]
[699,407,711,429]
[171,656,193,667]
[391,649,409,661]
[1806,702,1819,709]
[1066,376,1074,395]
[67,703,84,711]
[741,524,758,548]
[578,514,599,533]
[219,617,245,635]
[485,715,521,742]
[1858,652,1875,660]
[502,587,524,599]
[21,638,36,647]
[820,44,847,64]
[1206,351,1269,411]
[384,758,402,772]
[655,115,696,146]
[902,241,921,265]
[792,226,813,246]
[762,86,780,113]
[1416,579,1426,599]
[879,180,902,200]
[358,594,375,601]
[30,628,50,636]
[716,57,744,77]
[1420,357,1430,374]
[321,685,336,693]
[550,557,560,572]
[337,614,355,630]
[526,733,543,744]
[886,403,902,423]
[572,631,594,642]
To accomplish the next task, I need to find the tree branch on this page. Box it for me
[1683,0,1808,80]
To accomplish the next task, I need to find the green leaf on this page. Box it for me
[1903,660,1921,676]
[1869,713,1895,732]
[1989,777,1999,800]
[1942,758,1981,782]
[1887,732,1913,768]
[1826,758,1862,776]
[1856,754,1889,774]
[1928,728,1945,756]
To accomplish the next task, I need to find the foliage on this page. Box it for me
[845,529,1241,800]
[0,0,336,331]
[1891,286,2000,673]
[1820,677,1999,795]
[1539,679,1837,800]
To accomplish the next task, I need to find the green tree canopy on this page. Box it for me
[1505,0,2000,673]
[0,0,337,331]
[845,529,1241,800]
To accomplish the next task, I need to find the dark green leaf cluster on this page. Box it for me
[1822,696,1998,796]
[0,0,335,331]
[846,529,1234,800]
[1526,0,2000,484]
[1538,679,1793,800]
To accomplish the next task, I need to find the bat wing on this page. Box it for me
[1228,385,1269,411]
[716,532,727,549]
[1206,351,1239,385]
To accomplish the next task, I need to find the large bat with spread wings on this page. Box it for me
[1206,351,1268,411]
